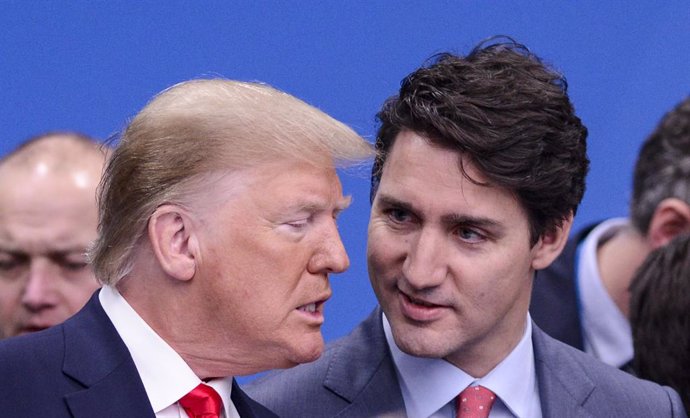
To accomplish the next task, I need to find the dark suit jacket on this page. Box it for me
[245,307,687,418]
[530,223,599,350]
[0,292,277,418]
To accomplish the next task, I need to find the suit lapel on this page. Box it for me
[64,364,155,418]
[61,294,155,418]
[232,379,278,418]
[533,324,595,418]
[324,308,406,417]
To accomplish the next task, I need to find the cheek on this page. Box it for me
[473,255,533,307]
[213,257,298,315]
[205,234,261,289]
[0,281,22,309]
[367,245,389,279]
[367,227,400,264]
[0,294,13,318]
[62,277,100,307]
[448,250,523,294]
[368,246,401,297]
[0,291,20,332]
[487,241,535,276]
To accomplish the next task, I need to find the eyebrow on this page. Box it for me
[376,193,504,232]
[287,194,353,215]
[375,194,415,214]
[0,247,88,257]
[440,213,503,233]
[336,195,353,212]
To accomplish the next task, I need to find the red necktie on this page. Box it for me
[178,383,223,418]
[456,385,496,418]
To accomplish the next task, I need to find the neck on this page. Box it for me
[447,306,529,378]
[596,225,650,318]
[119,275,276,380]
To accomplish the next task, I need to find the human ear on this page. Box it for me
[648,198,690,249]
[147,205,197,281]
[531,213,573,270]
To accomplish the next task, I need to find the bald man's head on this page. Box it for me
[0,132,105,172]
[0,132,107,338]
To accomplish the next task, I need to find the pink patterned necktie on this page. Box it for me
[178,383,223,418]
[456,385,497,418]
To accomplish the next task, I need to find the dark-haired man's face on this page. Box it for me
[367,130,561,376]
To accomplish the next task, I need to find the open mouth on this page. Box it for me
[297,299,326,313]
[297,302,318,313]
[404,293,439,307]
[402,291,442,308]
[398,290,448,322]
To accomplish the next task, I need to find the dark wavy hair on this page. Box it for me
[630,233,690,411]
[631,96,690,234]
[371,37,589,244]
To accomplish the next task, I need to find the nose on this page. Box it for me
[21,261,58,312]
[401,227,447,290]
[308,220,350,275]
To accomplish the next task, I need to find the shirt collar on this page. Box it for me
[577,217,633,367]
[384,313,540,418]
[99,286,235,415]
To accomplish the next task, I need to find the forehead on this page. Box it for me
[379,131,526,219]
[197,158,347,214]
[0,153,102,191]
[0,166,99,211]
[0,170,99,252]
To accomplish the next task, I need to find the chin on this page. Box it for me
[391,323,449,359]
[286,335,324,366]
[398,341,447,359]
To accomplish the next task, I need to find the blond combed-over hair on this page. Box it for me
[90,79,371,285]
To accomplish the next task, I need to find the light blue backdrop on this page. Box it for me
[2,2,690,372]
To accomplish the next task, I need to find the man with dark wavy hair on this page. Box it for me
[246,38,686,417]
[531,96,690,373]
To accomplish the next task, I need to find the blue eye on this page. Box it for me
[455,227,485,243]
[387,208,412,223]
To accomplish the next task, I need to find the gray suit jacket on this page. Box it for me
[245,307,686,418]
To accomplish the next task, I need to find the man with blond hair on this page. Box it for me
[0,132,105,339]
[0,79,371,418]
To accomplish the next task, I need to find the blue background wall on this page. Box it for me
[2,1,690,370]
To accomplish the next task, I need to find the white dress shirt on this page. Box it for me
[384,314,541,418]
[99,286,241,418]
[577,217,633,368]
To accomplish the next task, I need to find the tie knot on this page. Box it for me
[179,383,223,418]
[456,385,496,418]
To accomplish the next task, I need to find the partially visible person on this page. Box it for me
[531,96,690,371]
[0,132,106,339]
[246,39,687,417]
[630,233,690,411]
[0,79,371,417]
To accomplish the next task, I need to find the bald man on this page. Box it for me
[0,132,107,338]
